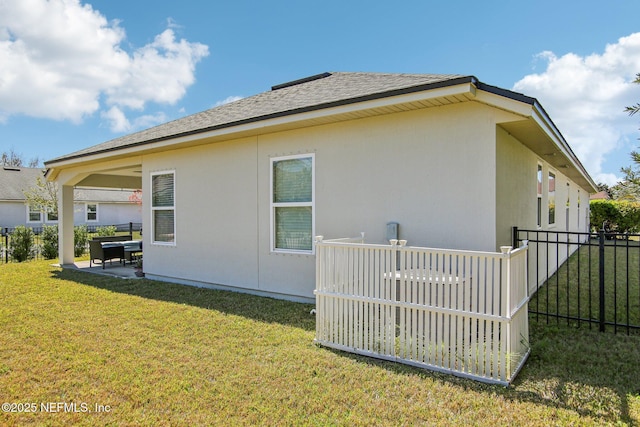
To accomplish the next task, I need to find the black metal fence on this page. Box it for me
[513,227,640,334]
[0,222,142,264]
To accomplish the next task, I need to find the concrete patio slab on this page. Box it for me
[57,260,142,279]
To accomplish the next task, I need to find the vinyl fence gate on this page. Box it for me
[314,237,531,385]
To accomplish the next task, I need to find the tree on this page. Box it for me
[625,73,640,117]
[612,74,640,201]
[23,175,58,217]
[1,148,40,167]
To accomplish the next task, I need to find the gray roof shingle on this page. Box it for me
[46,72,469,163]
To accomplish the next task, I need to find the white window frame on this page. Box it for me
[26,205,42,223]
[548,171,556,227]
[86,203,98,222]
[565,182,570,231]
[270,153,315,254]
[536,163,543,229]
[151,170,176,246]
[577,190,581,229]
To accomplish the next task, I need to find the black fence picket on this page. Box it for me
[513,227,640,334]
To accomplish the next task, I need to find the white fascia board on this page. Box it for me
[473,90,533,118]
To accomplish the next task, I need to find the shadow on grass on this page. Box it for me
[51,268,640,424]
[316,321,640,425]
[51,268,316,332]
[510,321,640,424]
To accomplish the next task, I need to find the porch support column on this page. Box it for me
[58,184,75,265]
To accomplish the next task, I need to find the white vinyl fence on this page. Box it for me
[314,237,530,385]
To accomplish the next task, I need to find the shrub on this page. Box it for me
[96,225,117,237]
[41,225,59,259]
[615,201,640,233]
[74,225,88,257]
[9,226,35,262]
[590,200,620,231]
[590,199,640,234]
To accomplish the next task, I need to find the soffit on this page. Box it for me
[500,119,596,191]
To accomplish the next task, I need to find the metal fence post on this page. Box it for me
[4,228,7,263]
[511,226,519,249]
[599,229,606,332]
[129,222,133,236]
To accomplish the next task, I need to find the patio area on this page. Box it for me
[57,260,142,279]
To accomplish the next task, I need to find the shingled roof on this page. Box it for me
[0,167,44,201]
[46,72,473,163]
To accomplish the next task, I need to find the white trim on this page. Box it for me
[270,153,315,254]
[548,170,556,228]
[150,170,176,246]
[536,163,543,229]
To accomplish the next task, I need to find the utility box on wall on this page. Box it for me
[386,222,399,242]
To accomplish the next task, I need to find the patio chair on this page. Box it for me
[89,240,125,269]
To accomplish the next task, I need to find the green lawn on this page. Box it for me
[530,239,640,331]
[1,261,639,426]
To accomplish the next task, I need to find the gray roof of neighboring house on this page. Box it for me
[46,72,473,163]
[0,166,134,202]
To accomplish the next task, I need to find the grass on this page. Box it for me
[531,238,640,332]
[1,261,639,426]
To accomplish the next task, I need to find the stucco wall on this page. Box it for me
[143,102,502,300]
[496,126,592,290]
[0,202,28,229]
[72,202,141,226]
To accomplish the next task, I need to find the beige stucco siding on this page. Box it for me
[142,102,507,300]
[496,126,592,290]
[315,103,497,250]
[142,138,260,291]
[496,125,592,247]
[495,127,538,248]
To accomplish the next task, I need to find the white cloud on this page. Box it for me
[101,106,167,133]
[0,0,208,126]
[513,33,640,186]
[101,106,130,133]
[214,95,244,107]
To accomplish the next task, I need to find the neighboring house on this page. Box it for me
[589,190,611,200]
[0,166,141,230]
[45,72,598,302]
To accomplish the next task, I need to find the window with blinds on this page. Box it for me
[151,171,176,244]
[271,154,314,252]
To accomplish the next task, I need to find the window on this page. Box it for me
[46,209,58,222]
[548,172,556,226]
[577,190,581,228]
[271,154,314,252]
[27,205,42,223]
[536,164,543,228]
[565,183,570,231]
[86,204,98,222]
[151,171,175,244]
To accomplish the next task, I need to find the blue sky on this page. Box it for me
[1,0,640,185]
